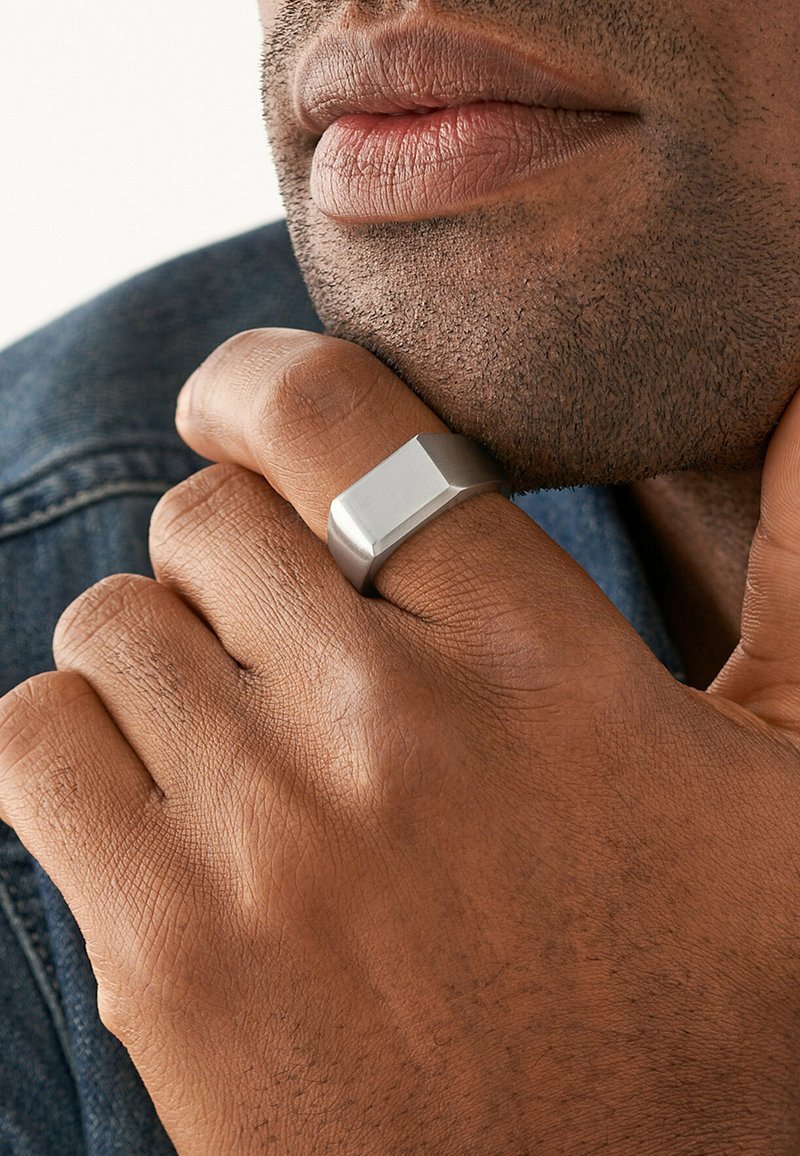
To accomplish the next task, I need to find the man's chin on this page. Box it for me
[281,151,800,500]
[315,311,774,495]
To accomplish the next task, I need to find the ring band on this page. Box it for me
[327,433,510,595]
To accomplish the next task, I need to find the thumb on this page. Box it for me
[708,386,800,736]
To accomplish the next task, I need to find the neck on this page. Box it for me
[617,469,762,689]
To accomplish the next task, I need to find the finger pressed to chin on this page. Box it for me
[174,327,652,676]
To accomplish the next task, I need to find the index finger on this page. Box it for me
[174,328,633,652]
[178,327,448,531]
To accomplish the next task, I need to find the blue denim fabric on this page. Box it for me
[0,218,684,1152]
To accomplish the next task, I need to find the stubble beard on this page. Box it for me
[261,4,800,493]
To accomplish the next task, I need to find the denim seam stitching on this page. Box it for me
[0,870,78,1086]
[0,480,179,541]
[0,437,195,501]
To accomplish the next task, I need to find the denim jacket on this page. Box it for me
[0,219,683,1153]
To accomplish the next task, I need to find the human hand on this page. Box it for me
[1,328,799,1153]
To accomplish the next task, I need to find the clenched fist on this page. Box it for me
[1,328,799,1153]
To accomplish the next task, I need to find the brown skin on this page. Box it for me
[618,470,763,687]
[0,1,800,1151]
[261,0,799,685]
[261,0,800,493]
[1,329,800,1153]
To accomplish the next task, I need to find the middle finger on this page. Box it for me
[148,459,370,679]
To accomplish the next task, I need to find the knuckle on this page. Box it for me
[29,759,84,843]
[258,335,376,451]
[179,329,273,444]
[330,656,440,796]
[148,462,244,564]
[94,929,171,1043]
[53,572,158,666]
[96,981,133,1044]
[0,671,90,765]
[0,671,97,833]
[212,326,273,371]
[97,866,236,1044]
[96,968,159,1049]
[192,328,272,407]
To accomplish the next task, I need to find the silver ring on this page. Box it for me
[327,433,510,595]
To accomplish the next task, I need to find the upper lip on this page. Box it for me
[294,18,633,136]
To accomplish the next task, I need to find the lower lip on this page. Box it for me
[309,102,631,223]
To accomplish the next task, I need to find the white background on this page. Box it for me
[1,1,286,351]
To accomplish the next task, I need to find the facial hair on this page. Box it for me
[261,0,800,492]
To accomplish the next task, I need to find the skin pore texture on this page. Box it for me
[259,0,800,686]
[8,8,800,1148]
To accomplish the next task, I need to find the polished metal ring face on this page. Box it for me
[327,433,510,595]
